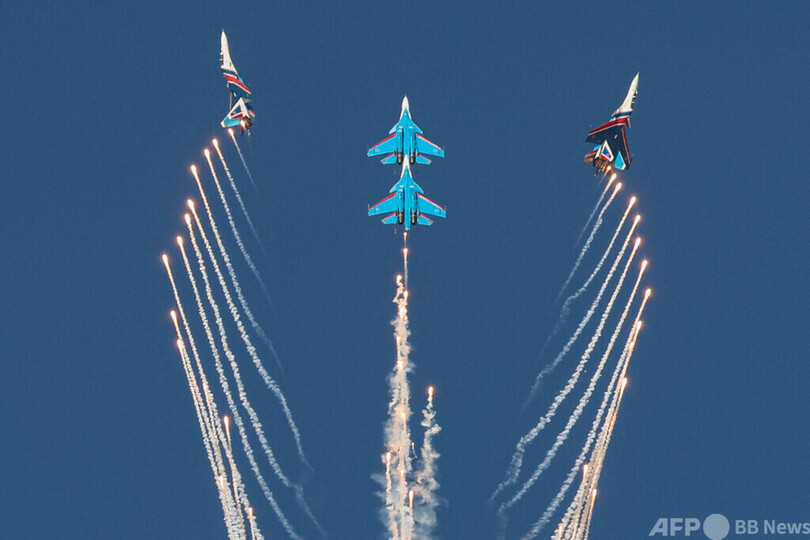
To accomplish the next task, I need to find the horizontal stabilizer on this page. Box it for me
[417,214,434,226]
[416,155,431,165]
[382,213,399,225]
[381,153,398,164]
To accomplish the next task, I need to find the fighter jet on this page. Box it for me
[368,97,445,165]
[220,31,255,134]
[584,73,639,173]
[368,160,446,230]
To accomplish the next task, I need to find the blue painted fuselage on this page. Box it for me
[368,161,446,231]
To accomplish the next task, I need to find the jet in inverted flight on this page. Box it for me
[220,31,255,134]
[584,73,639,173]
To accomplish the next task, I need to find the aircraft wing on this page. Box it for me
[416,193,446,218]
[369,192,401,217]
[415,134,445,159]
[221,98,255,128]
[220,32,251,99]
[368,133,400,160]
[586,119,631,169]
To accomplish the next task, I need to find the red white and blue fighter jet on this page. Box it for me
[584,73,639,173]
[220,30,255,134]
[368,160,446,230]
[368,97,445,165]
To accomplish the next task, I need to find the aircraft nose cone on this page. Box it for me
[402,96,410,112]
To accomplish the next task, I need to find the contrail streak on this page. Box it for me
[554,182,622,305]
[212,139,266,257]
[562,294,651,540]
[229,127,259,193]
[575,173,616,247]
[191,166,286,388]
[524,267,648,540]
[175,337,240,538]
[531,197,637,391]
[180,221,302,540]
[199,152,274,315]
[413,386,441,539]
[493,215,641,504]
[164,256,243,539]
[186,208,324,537]
[497,240,642,537]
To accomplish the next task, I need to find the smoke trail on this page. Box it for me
[575,173,616,247]
[413,386,442,538]
[174,336,240,539]
[191,162,287,385]
[212,140,266,256]
[497,242,642,537]
[531,197,637,390]
[171,242,268,539]
[199,153,274,313]
[229,128,259,193]
[403,234,409,289]
[554,182,622,305]
[522,267,648,540]
[180,221,303,540]
[163,257,242,538]
[567,297,650,540]
[492,215,640,504]
[379,276,416,539]
[186,210,325,538]
[556,324,643,540]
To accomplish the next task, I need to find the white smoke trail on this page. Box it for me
[497,241,642,537]
[522,265,648,540]
[403,234,409,289]
[188,171,308,471]
[563,308,647,540]
[379,276,416,539]
[413,386,441,538]
[569,298,650,540]
[229,128,259,193]
[531,197,637,392]
[212,140,265,256]
[575,173,616,247]
[201,150,272,314]
[382,451,398,540]
[554,182,622,305]
[180,221,303,540]
[492,215,640,504]
[197,156,285,378]
[163,257,242,538]
[172,241,260,540]
[174,336,240,539]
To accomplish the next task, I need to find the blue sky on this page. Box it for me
[2,2,809,539]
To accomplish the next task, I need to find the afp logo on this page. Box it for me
[649,514,730,539]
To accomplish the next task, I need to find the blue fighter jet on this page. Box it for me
[220,31,255,134]
[368,160,446,230]
[584,73,639,173]
[368,97,445,165]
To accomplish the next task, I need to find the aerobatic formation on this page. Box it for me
[368,97,446,230]
[158,31,651,540]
